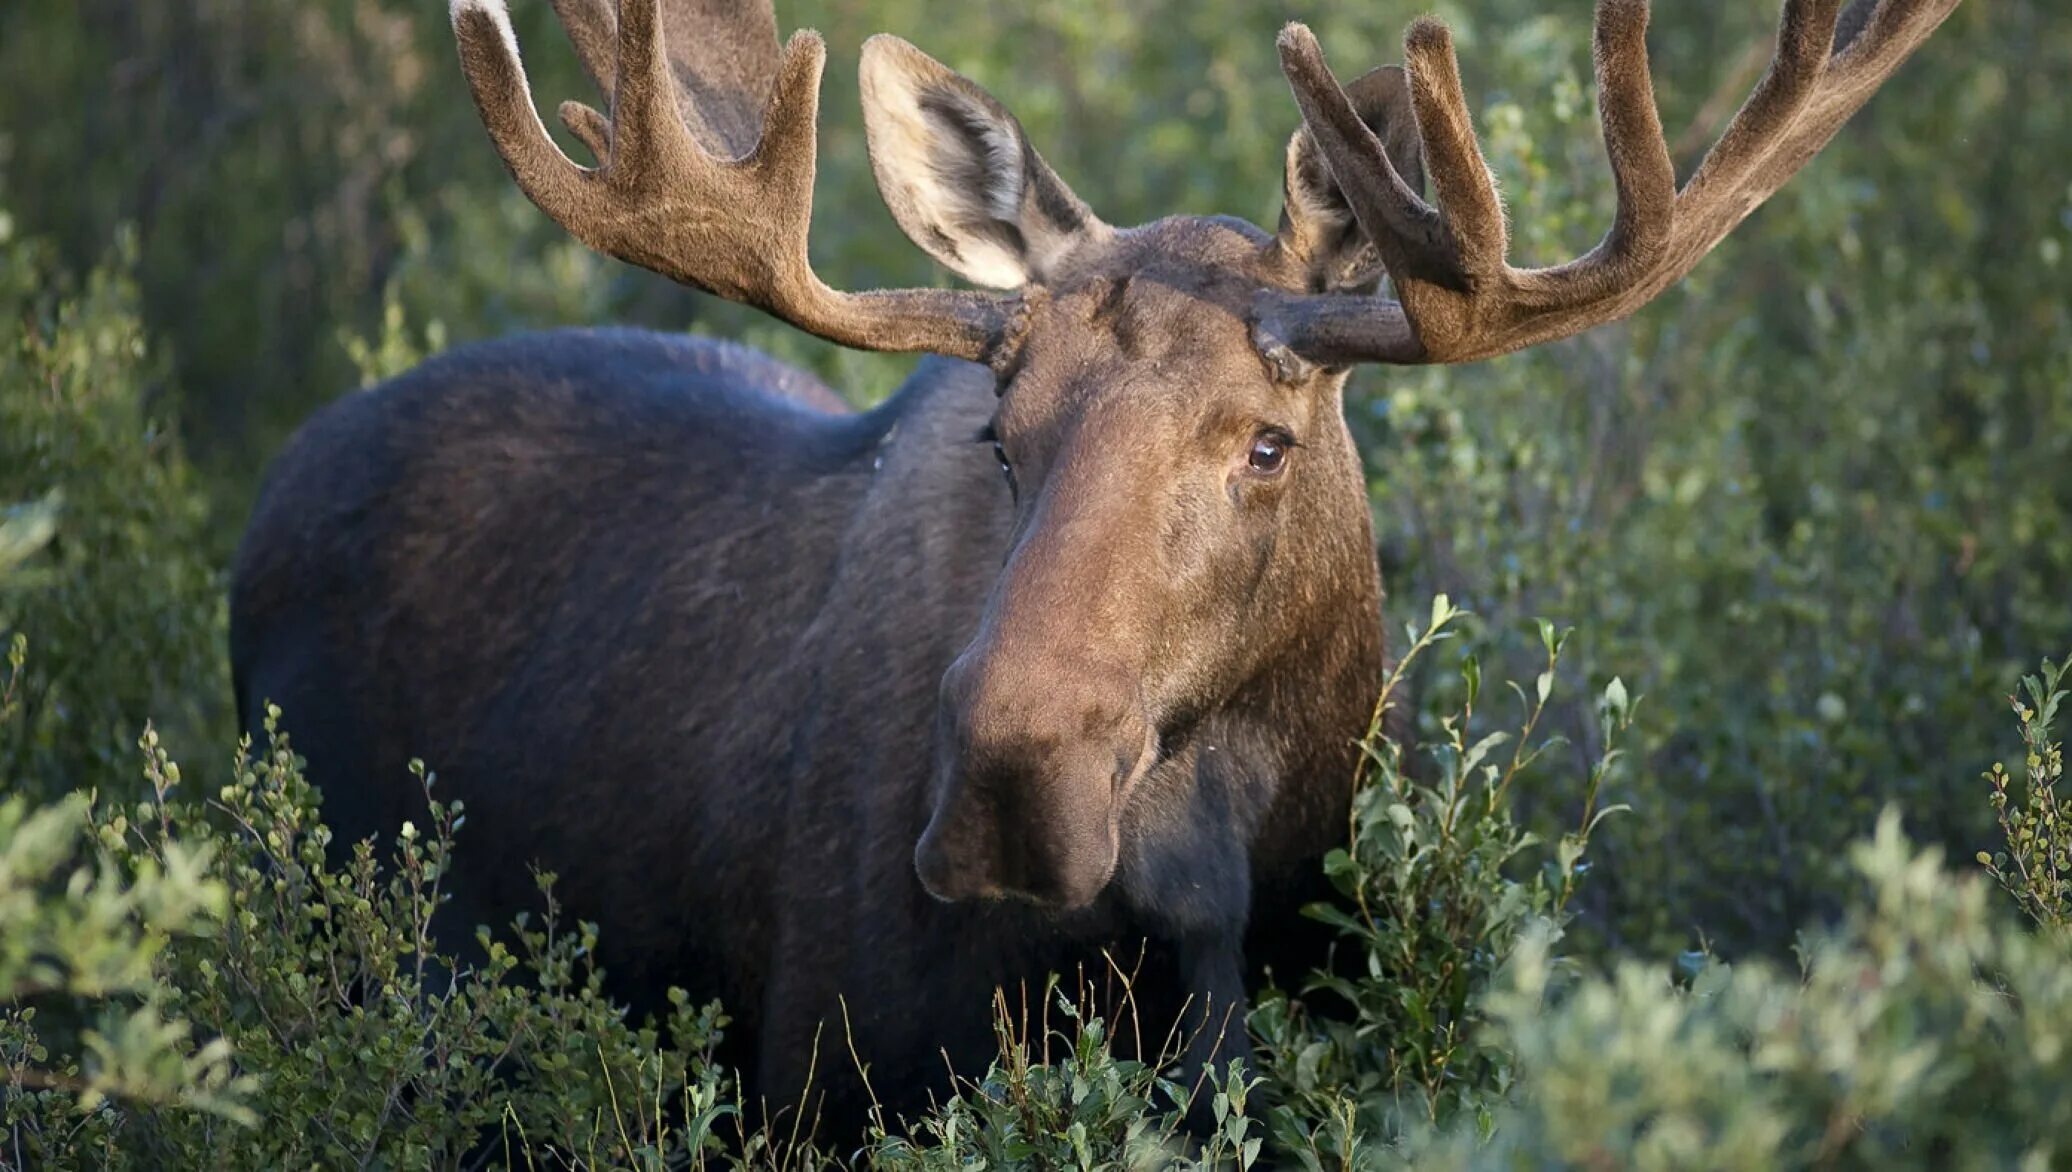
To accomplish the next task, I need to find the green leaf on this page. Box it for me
[1603,675,1629,719]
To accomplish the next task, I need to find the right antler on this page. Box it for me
[1260,0,1964,367]
[450,0,1022,363]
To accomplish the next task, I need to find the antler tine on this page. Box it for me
[1521,0,1676,304]
[1681,0,1847,203]
[453,0,593,229]
[452,0,1021,363]
[551,0,784,161]
[599,0,681,178]
[550,0,620,107]
[1275,26,1454,289]
[1267,0,1963,367]
[1399,19,1509,281]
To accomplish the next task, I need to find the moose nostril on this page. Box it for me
[915,789,1022,905]
[914,828,976,902]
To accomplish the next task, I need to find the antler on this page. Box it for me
[450,0,1021,362]
[1259,0,1964,367]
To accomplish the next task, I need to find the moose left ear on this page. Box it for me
[861,36,1107,290]
[1273,65,1426,293]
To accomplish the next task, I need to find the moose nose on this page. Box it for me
[917,661,1152,909]
[913,751,1129,908]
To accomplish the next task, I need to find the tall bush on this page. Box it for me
[0,217,226,808]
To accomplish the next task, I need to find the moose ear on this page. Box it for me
[1274,65,1427,293]
[861,36,1106,290]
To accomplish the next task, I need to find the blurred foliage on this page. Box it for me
[0,220,227,806]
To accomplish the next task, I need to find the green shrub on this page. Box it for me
[0,218,227,807]
[3,692,742,1169]
[1368,658,2072,1171]
[101,709,738,1169]
[1400,810,2072,1172]
[0,628,246,1167]
[1250,600,1630,1165]
[1981,656,2070,934]
[858,995,1263,1171]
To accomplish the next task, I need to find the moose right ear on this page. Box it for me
[860,36,1107,291]
[1274,65,1426,293]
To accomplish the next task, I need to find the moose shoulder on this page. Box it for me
[229,0,1959,1138]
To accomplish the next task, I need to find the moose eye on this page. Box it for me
[977,423,1018,499]
[1246,429,1293,476]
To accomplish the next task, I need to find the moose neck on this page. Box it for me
[1213,382,1387,875]
[805,356,1386,928]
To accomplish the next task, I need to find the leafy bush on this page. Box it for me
[95,709,739,1170]
[1401,810,2072,1171]
[0,726,249,1169]
[1981,656,2070,934]
[1252,600,1632,1164]
[2,707,744,1170]
[0,217,227,807]
[860,999,1265,1170]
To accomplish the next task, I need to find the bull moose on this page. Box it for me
[230,0,1959,1136]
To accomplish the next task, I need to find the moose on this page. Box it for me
[230,0,1958,1136]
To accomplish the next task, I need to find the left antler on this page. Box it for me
[1258,0,1965,367]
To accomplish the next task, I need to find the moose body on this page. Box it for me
[233,322,1373,1124]
[230,0,1956,1140]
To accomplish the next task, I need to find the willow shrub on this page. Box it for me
[0,215,227,807]
[1401,811,2072,1172]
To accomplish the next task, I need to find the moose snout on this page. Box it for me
[916,660,1154,909]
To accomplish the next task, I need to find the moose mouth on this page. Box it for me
[914,717,1164,910]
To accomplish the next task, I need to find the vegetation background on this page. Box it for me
[2,0,2069,1167]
